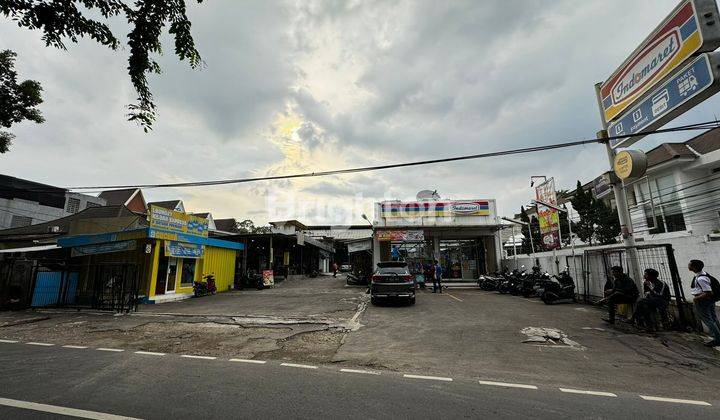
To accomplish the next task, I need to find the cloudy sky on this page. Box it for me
[2,0,719,224]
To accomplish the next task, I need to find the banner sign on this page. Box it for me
[164,241,204,258]
[380,200,491,218]
[71,240,136,257]
[262,270,275,287]
[535,178,561,250]
[600,0,720,123]
[609,52,720,148]
[376,230,424,242]
[347,239,372,253]
[149,205,209,239]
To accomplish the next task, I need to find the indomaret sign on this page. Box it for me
[600,0,720,124]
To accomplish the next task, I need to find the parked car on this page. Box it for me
[370,261,415,305]
[340,263,352,272]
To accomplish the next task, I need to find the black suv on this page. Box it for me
[370,261,415,305]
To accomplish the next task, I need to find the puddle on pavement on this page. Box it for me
[521,326,584,349]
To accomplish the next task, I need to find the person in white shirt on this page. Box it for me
[689,260,720,347]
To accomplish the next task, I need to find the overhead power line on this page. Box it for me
[60,120,718,192]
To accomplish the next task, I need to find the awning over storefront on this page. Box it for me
[0,244,60,253]
[57,228,244,251]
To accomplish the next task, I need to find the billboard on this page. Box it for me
[535,178,561,250]
[599,0,720,123]
[148,205,209,240]
[380,200,491,218]
[609,52,720,148]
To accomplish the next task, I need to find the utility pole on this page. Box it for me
[594,83,641,284]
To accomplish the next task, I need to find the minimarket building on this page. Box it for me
[372,199,503,280]
[56,206,243,304]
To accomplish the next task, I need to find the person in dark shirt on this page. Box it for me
[630,268,671,331]
[601,266,639,324]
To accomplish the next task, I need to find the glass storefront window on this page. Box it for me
[181,259,196,287]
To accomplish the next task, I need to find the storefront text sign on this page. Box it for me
[71,240,136,257]
[599,0,720,123]
[377,230,424,242]
[164,241,204,258]
[380,200,490,218]
[149,205,209,239]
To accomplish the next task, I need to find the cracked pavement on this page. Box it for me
[2,276,720,400]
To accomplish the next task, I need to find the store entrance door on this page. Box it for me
[440,239,484,280]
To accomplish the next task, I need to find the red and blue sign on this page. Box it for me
[609,53,718,149]
[600,0,705,123]
[381,200,490,218]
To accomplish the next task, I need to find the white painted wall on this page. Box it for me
[0,193,106,230]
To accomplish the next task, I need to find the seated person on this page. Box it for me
[631,268,671,331]
[602,266,640,324]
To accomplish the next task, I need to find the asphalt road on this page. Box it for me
[0,342,717,419]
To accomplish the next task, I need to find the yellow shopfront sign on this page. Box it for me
[148,205,209,240]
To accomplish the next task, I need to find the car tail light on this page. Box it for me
[372,275,382,282]
[403,275,413,282]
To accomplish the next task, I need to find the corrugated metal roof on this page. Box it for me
[98,189,139,205]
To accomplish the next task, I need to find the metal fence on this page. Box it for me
[0,259,139,313]
[503,243,693,329]
[581,244,691,328]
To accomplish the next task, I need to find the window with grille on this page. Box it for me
[66,197,80,214]
[637,175,686,234]
[10,215,32,228]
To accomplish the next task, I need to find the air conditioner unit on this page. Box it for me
[47,226,61,233]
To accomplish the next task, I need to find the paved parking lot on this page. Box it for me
[336,286,720,400]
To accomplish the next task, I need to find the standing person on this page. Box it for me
[631,268,671,331]
[601,266,639,324]
[688,260,720,347]
[433,259,443,294]
[332,261,338,278]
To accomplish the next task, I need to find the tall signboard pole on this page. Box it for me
[595,84,641,283]
[596,0,720,285]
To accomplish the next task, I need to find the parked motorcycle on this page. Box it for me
[193,273,217,297]
[237,270,264,290]
[522,269,550,298]
[499,267,524,294]
[478,273,501,291]
[540,268,576,304]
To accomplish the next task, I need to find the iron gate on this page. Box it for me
[0,259,139,313]
[582,244,690,328]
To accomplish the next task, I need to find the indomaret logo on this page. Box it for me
[611,30,680,105]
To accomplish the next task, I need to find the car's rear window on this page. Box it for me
[378,267,409,274]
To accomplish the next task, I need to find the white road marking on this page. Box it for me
[640,395,711,406]
[0,396,141,420]
[0,339,18,343]
[403,374,453,382]
[478,380,537,390]
[26,342,54,347]
[97,348,124,352]
[281,363,318,369]
[229,358,266,364]
[181,355,216,360]
[340,368,380,375]
[62,345,89,349]
[444,293,463,302]
[559,388,617,397]
[134,351,165,356]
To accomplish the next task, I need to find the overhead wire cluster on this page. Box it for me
[61,120,720,191]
